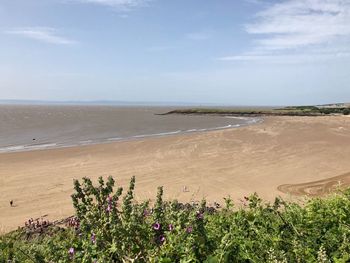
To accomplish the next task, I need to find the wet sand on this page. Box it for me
[1,116,350,232]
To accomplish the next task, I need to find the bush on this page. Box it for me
[2,177,350,262]
[343,108,350,115]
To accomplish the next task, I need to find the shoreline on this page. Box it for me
[1,115,350,232]
[0,116,262,154]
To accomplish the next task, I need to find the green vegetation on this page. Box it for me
[343,108,350,115]
[164,105,350,117]
[2,177,350,262]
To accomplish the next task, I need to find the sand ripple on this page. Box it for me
[278,172,350,196]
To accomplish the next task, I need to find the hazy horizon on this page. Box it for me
[2,98,348,108]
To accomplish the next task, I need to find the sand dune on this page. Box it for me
[1,116,350,232]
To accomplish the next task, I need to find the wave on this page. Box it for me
[79,140,93,144]
[0,145,27,152]
[0,117,262,153]
[185,129,197,132]
[0,143,58,153]
[107,137,123,141]
[132,130,182,138]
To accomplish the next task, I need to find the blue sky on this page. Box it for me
[1,0,350,105]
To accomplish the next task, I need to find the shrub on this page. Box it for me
[1,177,350,262]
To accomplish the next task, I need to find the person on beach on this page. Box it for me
[10,200,13,207]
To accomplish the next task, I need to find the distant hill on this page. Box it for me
[316,102,350,108]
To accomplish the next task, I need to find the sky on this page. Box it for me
[1,0,350,106]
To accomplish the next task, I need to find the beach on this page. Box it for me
[1,115,350,232]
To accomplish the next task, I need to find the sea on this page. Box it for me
[0,104,260,153]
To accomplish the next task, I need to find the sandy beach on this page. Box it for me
[1,116,350,232]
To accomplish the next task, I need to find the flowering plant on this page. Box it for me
[2,177,350,262]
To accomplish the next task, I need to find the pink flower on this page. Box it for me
[68,247,75,258]
[196,211,204,220]
[153,222,161,231]
[186,226,193,233]
[91,233,96,244]
[106,196,113,213]
[143,209,150,217]
[168,224,174,231]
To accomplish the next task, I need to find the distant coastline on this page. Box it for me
[163,104,350,117]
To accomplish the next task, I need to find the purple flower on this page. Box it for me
[143,209,149,217]
[159,235,166,244]
[196,211,204,220]
[153,222,161,230]
[91,233,96,244]
[186,226,193,233]
[68,247,75,257]
[168,224,174,231]
[106,204,111,213]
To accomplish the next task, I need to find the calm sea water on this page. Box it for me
[0,105,260,153]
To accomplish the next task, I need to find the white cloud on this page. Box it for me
[218,51,350,64]
[72,0,151,10]
[247,0,350,50]
[5,27,77,45]
[221,0,350,62]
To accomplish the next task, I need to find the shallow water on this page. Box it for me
[0,105,259,153]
